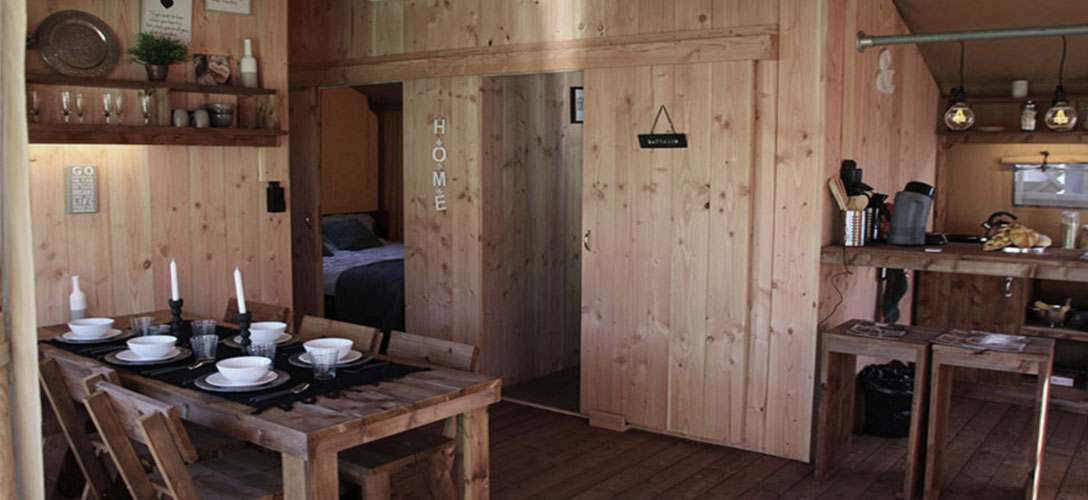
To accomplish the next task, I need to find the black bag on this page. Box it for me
[860,361,914,438]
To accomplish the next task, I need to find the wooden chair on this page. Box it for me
[39,357,119,500]
[41,350,242,461]
[223,298,292,325]
[338,331,479,500]
[83,377,283,500]
[298,314,381,352]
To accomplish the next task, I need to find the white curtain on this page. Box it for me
[1,0,44,498]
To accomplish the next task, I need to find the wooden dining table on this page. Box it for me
[40,310,501,500]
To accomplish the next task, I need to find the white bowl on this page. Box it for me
[303,338,354,360]
[126,335,177,359]
[248,321,287,343]
[216,356,272,384]
[68,318,115,338]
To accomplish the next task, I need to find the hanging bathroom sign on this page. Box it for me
[638,105,687,149]
[432,118,448,211]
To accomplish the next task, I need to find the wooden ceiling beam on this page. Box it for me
[290,25,777,88]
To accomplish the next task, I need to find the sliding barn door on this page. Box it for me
[581,62,756,443]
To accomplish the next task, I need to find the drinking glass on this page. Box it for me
[114,94,125,125]
[102,93,114,124]
[129,316,155,336]
[309,347,338,380]
[75,93,85,123]
[60,91,71,123]
[29,90,40,123]
[245,342,277,361]
[147,324,171,335]
[140,92,152,125]
[190,334,219,361]
[192,319,217,337]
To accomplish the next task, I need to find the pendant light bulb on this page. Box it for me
[1045,85,1078,131]
[943,89,975,131]
[1045,36,1078,132]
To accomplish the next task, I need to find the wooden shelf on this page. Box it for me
[1022,323,1088,343]
[940,131,1088,145]
[822,243,1088,283]
[26,74,277,96]
[29,123,285,147]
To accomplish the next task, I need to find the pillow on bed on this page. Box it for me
[323,219,383,251]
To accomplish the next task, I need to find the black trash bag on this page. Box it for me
[860,360,914,438]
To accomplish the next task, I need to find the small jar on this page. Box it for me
[1020,101,1037,131]
[1060,211,1080,248]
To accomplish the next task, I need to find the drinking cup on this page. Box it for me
[309,347,338,380]
[129,316,155,336]
[190,334,219,361]
[244,341,277,361]
[192,319,218,337]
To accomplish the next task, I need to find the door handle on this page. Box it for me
[584,230,592,252]
[304,214,313,229]
[1002,277,1013,298]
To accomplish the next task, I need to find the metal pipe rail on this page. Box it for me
[857,24,1088,52]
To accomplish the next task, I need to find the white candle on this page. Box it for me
[233,267,247,314]
[170,259,180,301]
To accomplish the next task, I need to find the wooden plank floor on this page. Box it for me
[388,399,1088,499]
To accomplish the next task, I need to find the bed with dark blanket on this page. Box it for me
[332,259,405,332]
[321,214,406,332]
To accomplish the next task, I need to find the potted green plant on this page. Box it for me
[127,32,190,81]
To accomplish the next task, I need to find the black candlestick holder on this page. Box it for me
[168,299,184,336]
[236,311,253,349]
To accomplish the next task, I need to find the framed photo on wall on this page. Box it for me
[570,87,584,124]
[205,0,251,15]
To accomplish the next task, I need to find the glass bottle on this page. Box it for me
[1020,101,1037,131]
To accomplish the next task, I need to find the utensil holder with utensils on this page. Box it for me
[840,210,868,247]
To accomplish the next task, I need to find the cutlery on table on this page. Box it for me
[142,359,212,376]
[249,383,309,403]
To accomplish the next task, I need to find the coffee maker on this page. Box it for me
[887,181,935,246]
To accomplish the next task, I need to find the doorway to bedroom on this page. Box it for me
[481,71,584,416]
[318,83,407,332]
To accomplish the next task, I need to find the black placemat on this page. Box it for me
[45,321,428,411]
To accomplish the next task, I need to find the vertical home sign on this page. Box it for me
[432,118,448,211]
[66,165,98,214]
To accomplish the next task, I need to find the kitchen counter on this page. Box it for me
[821,243,1088,283]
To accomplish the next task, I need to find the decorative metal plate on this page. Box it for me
[36,10,120,78]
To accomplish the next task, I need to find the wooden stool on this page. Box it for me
[815,320,941,500]
[925,338,1054,500]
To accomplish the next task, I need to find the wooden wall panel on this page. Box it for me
[28,0,292,326]
[817,0,940,331]
[289,0,940,462]
[319,87,380,215]
[403,76,485,355]
[940,143,1088,239]
[580,61,758,445]
[479,72,583,385]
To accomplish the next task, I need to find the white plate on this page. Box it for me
[232,333,292,345]
[60,328,125,343]
[105,347,191,366]
[115,347,181,363]
[205,370,277,388]
[299,350,364,365]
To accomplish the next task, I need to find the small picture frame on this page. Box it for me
[570,86,584,124]
[204,0,251,15]
[193,54,232,86]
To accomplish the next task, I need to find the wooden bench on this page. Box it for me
[925,338,1054,500]
[814,320,941,500]
[338,330,480,499]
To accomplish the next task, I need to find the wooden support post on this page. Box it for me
[282,453,339,500]
[456,407,489,500]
